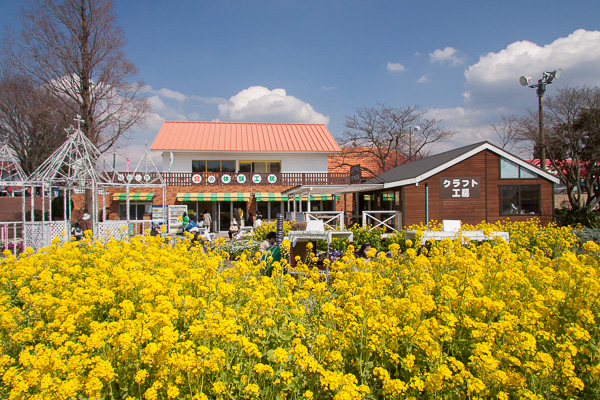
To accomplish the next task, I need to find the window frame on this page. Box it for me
[499,157,540,180]
[192,160,237,173]
[238,160,281,173]
[499,184,542,216]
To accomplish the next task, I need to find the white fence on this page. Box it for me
[304,211,345,230]
[0,222,22,256]
[362,211,401,232]
[23,221,70,251]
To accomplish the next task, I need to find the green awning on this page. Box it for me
[112,192,156,201]
[255,192,288,201]
[177,192,251,202]
[292,194,340,201]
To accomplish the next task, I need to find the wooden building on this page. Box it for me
[363,141,560,226]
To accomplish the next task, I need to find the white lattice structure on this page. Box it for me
[97,220,128,242]
[0,144,29,254]
[23,119,166,250]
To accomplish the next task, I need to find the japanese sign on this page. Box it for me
[191,174,202,184]
[440,177,481,199]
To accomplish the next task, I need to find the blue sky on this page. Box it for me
[1,0,600,166]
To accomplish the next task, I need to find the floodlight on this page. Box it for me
[520,76,531,87]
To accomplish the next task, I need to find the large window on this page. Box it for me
[119,203,152,220]
[238,161,281,173]
[192,160,236,173]
[500,158,538,179]
[500,185,540,215]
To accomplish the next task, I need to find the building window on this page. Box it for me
[238,161,281,173]
[119,203,152,220]
[500,158,539,179]
[500,185,540,215]
[192,160,206,172]
[192,160,236,173]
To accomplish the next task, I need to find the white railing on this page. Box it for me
[0,222,22,256]
[97,221,129,242]
[304,211,345,230]
[23,221,70,251]
[362,211,401,232]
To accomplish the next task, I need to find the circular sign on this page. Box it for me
[221,174,231,184]
[267,174,277,184]
[192,174,202,184]
[252,174,262,184]
[144,174,151,182]
[126,174,134,182]
[207,175,216,184]
[237,174,247,184]
[117,174,124,181]
[135,174,142,182]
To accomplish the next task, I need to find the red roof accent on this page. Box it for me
[151,122,341,153]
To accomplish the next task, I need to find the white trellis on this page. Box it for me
[25,118,166,249]
[0,144,28,255]
[98,143,166,241]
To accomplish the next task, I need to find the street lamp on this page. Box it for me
[408,125,420,162]
[519,69,562,170]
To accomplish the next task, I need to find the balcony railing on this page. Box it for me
[139,172,351,186]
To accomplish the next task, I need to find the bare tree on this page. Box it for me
[490,115,522,152]
[498,86,600,211]
[337,103,455,176]
[2,0,149,153]
[0,73,74,175]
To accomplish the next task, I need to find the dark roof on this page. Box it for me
[366,140,560,186]
[366,142,487,184]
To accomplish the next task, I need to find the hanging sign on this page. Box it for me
[117,174,125,182]
[126,174,133,182]
[440,177,481,199]
[236,174,247,184]
[221,174,231,184]
[144,174,151,182]
[267,174,277,184]
[207,175,216,184]
[252,174,262,184]
[192,174,202,184]
[135,174,142,182]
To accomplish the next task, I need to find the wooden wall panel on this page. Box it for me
[401,150,555,227]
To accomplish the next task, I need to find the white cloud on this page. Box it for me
[417,74,429,84]
[387,62,406,72]
[429,47,466,65]
[217,86,330,124]
[424,29,600,157]
[465,29,600,87]
[320,85,335,91]
[156,88,188,102]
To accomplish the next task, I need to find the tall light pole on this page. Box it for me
[519,69,562,170]
[408,125,420,162]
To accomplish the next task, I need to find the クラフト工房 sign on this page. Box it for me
[440,177,481,199]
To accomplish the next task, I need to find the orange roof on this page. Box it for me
[151,122,341,153]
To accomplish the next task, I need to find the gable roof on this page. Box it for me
[150,122,341,153]
[366,141,560,188]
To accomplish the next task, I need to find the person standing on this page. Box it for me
[246,212,254,227]
[181,212,189,233]
[253,213,263,228]
[203,210,212,232]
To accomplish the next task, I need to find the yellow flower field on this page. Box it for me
[1,221,599,399]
